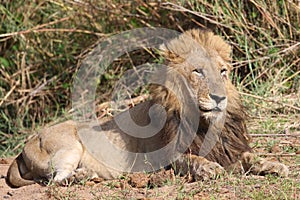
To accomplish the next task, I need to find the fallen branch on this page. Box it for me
[250,134,300,137]
[255,153,297,157]
[0,28,106,39]
[96,94,149,113]
[0,82,18,107]
[239,91,300,112]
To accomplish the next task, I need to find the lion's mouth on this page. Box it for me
[200,107,222,113]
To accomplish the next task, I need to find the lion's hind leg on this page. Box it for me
[174,154,225,181]
[241,152,289,177]
[51,146,83,183]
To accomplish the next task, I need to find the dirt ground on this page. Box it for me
[1,134,300,200]
[0,159,215,200]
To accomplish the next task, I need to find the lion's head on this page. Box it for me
[151,29,239,121]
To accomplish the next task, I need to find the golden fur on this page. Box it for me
[6,29,289,187]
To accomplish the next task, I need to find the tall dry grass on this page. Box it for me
[0,0,299,156]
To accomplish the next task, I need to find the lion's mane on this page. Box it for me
[150,29,252,168]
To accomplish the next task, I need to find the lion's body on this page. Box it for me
[7,29,289,187]
[6,121,120,187]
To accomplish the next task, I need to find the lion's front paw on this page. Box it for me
[192,159,225,181]
[175,155,225,181]
[255,160,289,177]
[242,152,289,177]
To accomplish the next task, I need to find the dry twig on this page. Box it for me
[239,91,300,112]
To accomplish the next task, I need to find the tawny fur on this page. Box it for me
[6,29,289,187]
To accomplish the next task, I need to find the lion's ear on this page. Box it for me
[159,43,185,64]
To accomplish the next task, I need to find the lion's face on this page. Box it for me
[159,29,232,120]
[184,50,229,119]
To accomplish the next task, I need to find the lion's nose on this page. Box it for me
[209,94,226,104]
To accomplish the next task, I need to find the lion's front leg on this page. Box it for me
[241,152,289,177]
[174,154,225,181]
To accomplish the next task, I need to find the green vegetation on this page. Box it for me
[0,0,299,198]
[1,0,299,155]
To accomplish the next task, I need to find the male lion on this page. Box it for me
[6,29,289,188]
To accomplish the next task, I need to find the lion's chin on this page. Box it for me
[200,107,224,120]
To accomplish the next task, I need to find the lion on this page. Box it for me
[6,29,289,188]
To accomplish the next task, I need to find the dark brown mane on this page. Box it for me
[151,29,252,169]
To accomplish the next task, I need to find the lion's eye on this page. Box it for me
[221,68,228,78]
[192,68,204,78]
